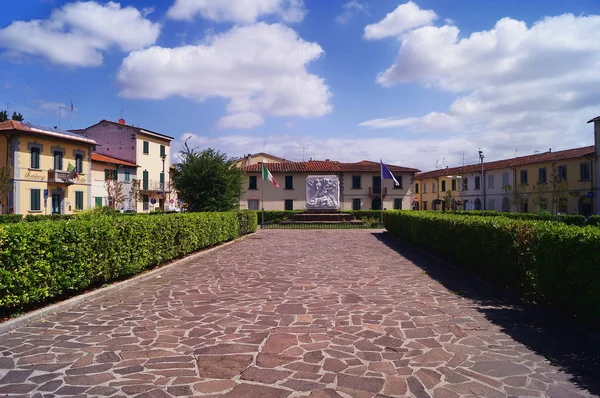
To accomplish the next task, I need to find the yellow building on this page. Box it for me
[235,152,289,168]
[0,120,96,215]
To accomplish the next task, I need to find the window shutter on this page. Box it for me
[113,170,118,181]
[105,169,110,181]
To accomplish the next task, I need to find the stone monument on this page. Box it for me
[306,175,340,210]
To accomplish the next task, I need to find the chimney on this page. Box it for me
[587,117,600,214]
[549,148,552,153]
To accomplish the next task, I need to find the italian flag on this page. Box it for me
[262,163,279,187]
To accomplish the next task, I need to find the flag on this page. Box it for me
[262,163,279,187]
[67,162,78,179]
[381,160,400,186]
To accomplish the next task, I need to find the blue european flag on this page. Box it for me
[381,160,400,186]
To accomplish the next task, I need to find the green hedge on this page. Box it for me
[0,215,23,224]
[587,215,600,226]
[384,211,600,320]
[0,211,257,311]
[450,210,586,226]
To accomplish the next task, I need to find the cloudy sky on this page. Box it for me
[2,0,600,171]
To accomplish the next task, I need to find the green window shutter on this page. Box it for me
[113,169,118,181]
[143,170,149,190]
[75,191,83,210]
[95,197,103,207]
[143,141,149,154]
[142,195,149,210]
[31,148,40,169]
[160,145,165,157]
[125,171,130,182]
[31,189,40,211]
[160,172,164,184]
[105,169,110,181]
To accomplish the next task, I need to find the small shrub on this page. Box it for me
[0,214,23,224]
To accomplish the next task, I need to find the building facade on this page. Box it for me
[90,153,138,210]
[0,121,96,215]
[74,119,174,212]
[239,160,419,211]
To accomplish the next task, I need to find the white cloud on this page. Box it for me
[0,1,160,67]
[361,12,600,169]
[336,1,368,25]
[284,121,296,129]
[35,100,68,111]
[364,1,437,40]
[167,0,305,23]
[117,23,332,129]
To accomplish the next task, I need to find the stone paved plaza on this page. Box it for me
[0,230,598,397]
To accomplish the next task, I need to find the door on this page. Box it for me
[579,196,593,217]
[371,197,382,210]
[372,176,381,195]
[51,194,61,214]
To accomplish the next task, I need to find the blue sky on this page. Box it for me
[2,0,600,171]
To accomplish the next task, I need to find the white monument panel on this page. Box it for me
[306,175,340,210]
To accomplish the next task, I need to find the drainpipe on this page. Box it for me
[510,166,518,212]
[584,155,594,215]
[434,177,440,210]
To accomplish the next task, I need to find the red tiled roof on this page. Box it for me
[0,120,97,145]
[92,153,138,167]
[79,119,174,140]
[416,145,595,179]
[242,160,420,173]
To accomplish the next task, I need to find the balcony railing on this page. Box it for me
[368,186,387,197]
[48,170,74,184]
[141,179,170,192]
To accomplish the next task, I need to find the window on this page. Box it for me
[160,145,166,157]
[393,198,402,210]
[142,195,149,210]
[539,198,548,211]
[53,151,63,170]
[423,183,427,193]
[463,178,468,191]
[451,179,457,191]
[487,175,495,189]
[352,198,361,210]
[475,176,480,190]
[415,183,419,194]
[284,199,294,210]
[160,172,165,188]
[30,189,41,211]
[95,197,103,207]
[538,168,547,184]
[432,182,437,193]
[285,176,293,190]
[30,147,40,169]
[143,141,149,154]
[558,165,567,181]
[580,163,591,181]
[105,169,117,181]
[441,180,446,191]
[422,201,428,210]
[520,170,528,185]
[352,175,361,189]
[502,172,509,187]
[393,176,403,189]
[488,199,495,211]
[249,176,258,190]
[75,154,83,173]
[143,170,149,190]
[125,171,131,182]
[522,200,529,213]
[75,191,84,210]
[248,199,259,210]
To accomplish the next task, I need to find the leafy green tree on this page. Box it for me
[0,111,8,122]
[442,190,454,211]
[11,112,24,121]
[172,143,244,212]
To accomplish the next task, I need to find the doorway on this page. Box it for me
[51,194,61,214]
[371,197,382,210]
[579,196,593,217]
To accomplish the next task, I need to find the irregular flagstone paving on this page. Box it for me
[0,229,597,397]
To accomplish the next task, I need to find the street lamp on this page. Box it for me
[479,150,485,215]
[160,153,166,212]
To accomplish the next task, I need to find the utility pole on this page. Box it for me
[479,149,485,215]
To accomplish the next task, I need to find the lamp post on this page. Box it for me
[479,150,485,215]
[160,154,166,212]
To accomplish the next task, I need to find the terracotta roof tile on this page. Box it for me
[242,159,420,173]
[91,153,138,167]
[416,145,595,179]
[0,120,97,145]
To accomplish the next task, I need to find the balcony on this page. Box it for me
[48,170,74,185]
[141,179,170,192]
[368,186,387,197]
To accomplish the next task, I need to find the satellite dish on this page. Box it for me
[118,118,126,125]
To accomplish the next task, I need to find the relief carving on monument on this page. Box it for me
[306,175,340,210]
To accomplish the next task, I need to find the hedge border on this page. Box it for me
[0,232,254,334]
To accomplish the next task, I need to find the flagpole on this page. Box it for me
[380,160,384,227]
[260,162,264,228]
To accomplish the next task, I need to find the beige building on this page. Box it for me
[235,152,288,168]
[73,119,174,212]
[240,160,419,211]
[0,120,96,215]
[90,153,138,210]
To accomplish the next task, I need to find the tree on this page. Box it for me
[172,143,244,212]
[105,178,126,210]
[442,190,454,211]
[548,162,569,215]
[0,111,7,122]
[129,179,141,211]
[11,112,24,121]
[502,184,528,212]
[0,167,13,213]
[531,179,548,213]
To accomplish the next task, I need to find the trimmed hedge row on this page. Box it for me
[450,210,587,226]
[0,211,257,310]
[257,210,386,224]
[0,215,23,224]
[383,211,600,320]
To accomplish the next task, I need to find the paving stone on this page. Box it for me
[86,386,119,396]
[263,334,298,354]
[221,383,291,398]
[470,360,531,378]
[241,367,292,384]
[415,368,442,389]
[197,354,253,379]
[304,350,324,363]
[95,351,121,363]
[0,369,33,384]
[167,385,194,396]
[383,376,408,396]
[407,376,432,398]
[256,353,297,368]
[37,380,63,392]
[64,372,115,386]
[282,379,325,391]
[337,374,385,393]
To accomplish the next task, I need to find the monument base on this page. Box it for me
[289,211,353,223]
